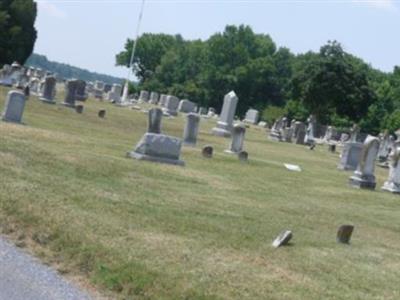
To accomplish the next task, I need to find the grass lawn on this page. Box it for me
[1,86,400,300]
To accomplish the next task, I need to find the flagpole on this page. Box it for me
[121,0,146,103]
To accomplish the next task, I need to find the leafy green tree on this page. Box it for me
[115,33,183,83]
[0,0,37,66]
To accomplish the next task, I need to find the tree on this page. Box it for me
[0,0,37,66]
[115,33,183,83]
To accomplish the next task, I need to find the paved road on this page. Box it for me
[0,236,92,300]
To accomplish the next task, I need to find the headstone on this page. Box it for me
[272,230,293,248]
[337,225,354,244]
[202,145,213,158]
[138,90,149,102]
[238,151,248,162]
[294,122,306,145]
[225,123,246,154]
[328,143,336,153]
[75,105,84,114]
[1,90,26,123]
[211,91,238,137]
[163,95,180,116]
[76,80,88,101]
[39,76,56,104]
[269,117,287,141]
[128,133,185,166]
[244,109,259,125]
[382,141,400,193]
[324,126,337,143]
[178,99,196,113]
[148,108,163,134]
[23,85,30,97]
[98,110,106,118]
[109,84,122,103]
[183,113,200,146]
[149,92,159,104]
[349,135,380,190]
[377,131,392,163]
[198,107,207,115]
[62,79,78,107]
[338,125,363,170]
[258,121,268,128]
[104,84,112,93]
[207,107,216,117]
[159,94,168,107]
[304,115,316,145]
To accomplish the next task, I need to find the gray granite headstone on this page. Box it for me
[178,99,196,113]
[382,141,400,193]
[148,92,159,104]
[244,109,259,125]
[202,145,213,158]
[349,135,380,189]
[40,76,56,104]
[148,108,163,134]
[337,225,354,244]
[139,90,149,102]
[76,80,88,101]
[212,91,238,137]
[183,113,200,146]
[272,230,293,248]
[1,90,26,123]
[128,133,185,166]
[163,95,180,116]
[62,79,78,107]
[225,123,246,154]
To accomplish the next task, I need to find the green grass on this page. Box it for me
[1,86,400,300]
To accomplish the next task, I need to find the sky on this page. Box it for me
[34,0,400,78]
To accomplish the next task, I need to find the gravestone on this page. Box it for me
[324,126,337,143]
[238,151,248,162]
[244,109,259,125]
[272,230,293,248]
[202,145,213,158]
[178,99,196,113]
[39,76,56,104]
[98,110,106,118]
[76,80,88,101]
[183,113,200,146]
[128,133,185,166]
[207,107,216,117]
[159,94,168,107]
[382,141,400,193]
[148,108,163,134]
[104,84,112,93]
[349,135,380,189]
[328,143,336,153]
[338,124,363,170]
[1,90,26,123]
[337,225,354,244]
[149,92,159,104]
[62,79,78,107]
[225,123,246,154]
[269,117,287,141]
[304,115,316,145]
[377,131,392,163]
[108,84,122,103]
[294,122,306,145]
[163,95,180,116]
[198,107,207,115]
[138,90,149,102]
[75,105,84,114]
[258,121,268,128]
[29,78,40,95]
[212,91,238,137]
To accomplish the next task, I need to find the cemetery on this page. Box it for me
[1,1,400,299]
[1,81,400,299]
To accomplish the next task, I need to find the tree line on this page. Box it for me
[26,54,124,85]
[116,25,400,134]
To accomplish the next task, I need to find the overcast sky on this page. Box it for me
[34,0,400,78]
